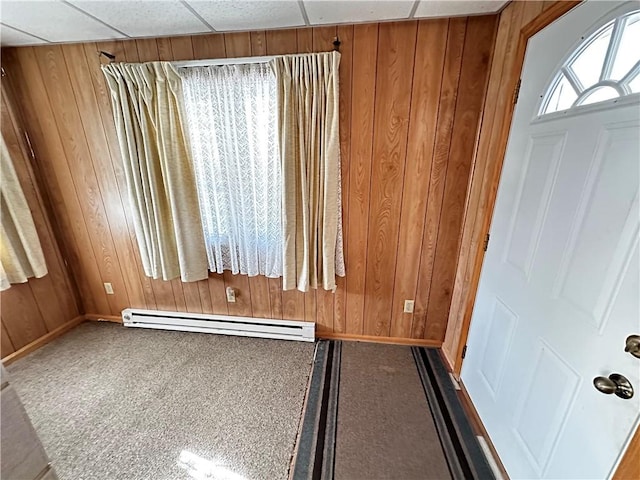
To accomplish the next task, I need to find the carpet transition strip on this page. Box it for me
[413,347,495,480]
[293,342,494,480]
[292,341,341,480]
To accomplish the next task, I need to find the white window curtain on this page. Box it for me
[272,51,345,292]
[0,136,47,291]
[102,62,208,282]
[180,63,282,277]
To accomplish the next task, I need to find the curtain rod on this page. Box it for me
[98,36,340,66]
[172,55,275,68]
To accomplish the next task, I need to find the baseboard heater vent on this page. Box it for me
[122,308,315,342]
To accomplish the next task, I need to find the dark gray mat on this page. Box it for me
[7,322,315,480]
[334,343,451,480]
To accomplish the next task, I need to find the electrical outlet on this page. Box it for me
[226,286,236,303]
[104,282,114,295]
[404,300,415,313]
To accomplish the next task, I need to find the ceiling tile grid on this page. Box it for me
[0,22,44,45]
[187,0,306,31]
[0,0,509,47]
[303,0,414,26]
[414,0,508,18]
[1,0,126,43]
[69,0,212,37]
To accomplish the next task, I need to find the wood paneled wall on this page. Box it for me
[0,83,81,358]
[1,16,497,342]
[442,1,578,367]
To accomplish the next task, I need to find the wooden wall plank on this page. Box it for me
[250,31,267,55]
[0,95,76,331]
[121,40,139,62]
[312,26,338,52]
[171,280,188,312]
[198,280,213,314]
[521,1,546,25]
[191,33,226,59]
[3,18,498,342]
[1,321,15,357]
[6,47,107,314]
[425,15,498,341]
[33,45,129,315]
[266,29,298,55]
[363,21,418,336]
[345,23,378,335]
[135,38,159,61]
[2,48,102,312]
[412,18,467,339]
[208,275,229,315]
[170,36,194,60]
[224,32,251,57]
[153,280,177,312]
[390,18,448,338]
[248,277,271,318]
[1,284,48,350]
[333,24,353,334]
[182,282,202,313]
[156,37,173,61]
[444,7,516,358]
[63,43,147,311]
[296,28,313,53]
[0,80,80,346]
[223,272,252,317]
[268,278,283,320]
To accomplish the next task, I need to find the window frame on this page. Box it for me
[537,9,640,119]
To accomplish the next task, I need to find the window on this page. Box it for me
[540,10,640,116]
[180,63,282,278]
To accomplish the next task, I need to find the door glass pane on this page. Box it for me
[544,75,579,113]
[628,73,640,93]
[569,23,613,87]
[611,13,640,80]
[578,86,619,105]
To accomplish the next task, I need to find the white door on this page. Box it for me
[462,2,640,479]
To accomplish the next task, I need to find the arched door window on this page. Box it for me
[540,10,640,115]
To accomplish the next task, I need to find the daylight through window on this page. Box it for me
[540,10,640,115]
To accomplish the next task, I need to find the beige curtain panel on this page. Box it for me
[272,51,345,292]
[102,62,208,282]
[0,136,47,291]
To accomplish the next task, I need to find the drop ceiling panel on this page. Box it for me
[304,1,414,25]
[186,1,305,31]
[0,24,45,46]
[414,0,508,18]
[1,1,125,43]
[69,0,212,37]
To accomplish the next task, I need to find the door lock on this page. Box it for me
[593,373,634,399]
[625,335,640,359]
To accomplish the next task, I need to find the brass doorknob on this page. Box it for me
[625,335,640,359]
[593,373,634,399]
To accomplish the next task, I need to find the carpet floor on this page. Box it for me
[6,322,315,480]
[334,343,451,480]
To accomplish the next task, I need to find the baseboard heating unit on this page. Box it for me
[122,308,315,342]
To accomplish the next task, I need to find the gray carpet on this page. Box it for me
[6,322,315,480]
[334,343,451,480]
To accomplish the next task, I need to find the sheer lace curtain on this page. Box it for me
[180,63,282,277]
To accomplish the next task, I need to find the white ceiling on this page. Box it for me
[0,0,509,47]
